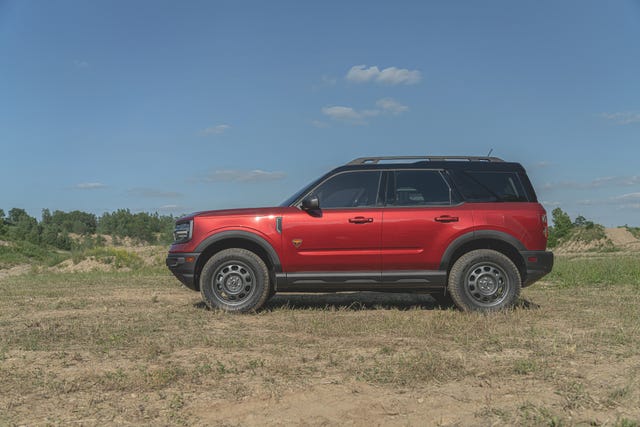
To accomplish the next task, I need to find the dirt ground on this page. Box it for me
[1,266,639,426]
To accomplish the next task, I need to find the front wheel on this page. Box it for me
[200,248,271,313]
[447,249,521,312]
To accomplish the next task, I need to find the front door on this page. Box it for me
[281,170,383,273]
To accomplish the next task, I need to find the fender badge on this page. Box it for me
[292,238,303,248]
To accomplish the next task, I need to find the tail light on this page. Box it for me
[541,213,549,238]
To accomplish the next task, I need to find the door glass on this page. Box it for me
[387,170,451,206]
[310,171,381,208]
[455,171,529,202]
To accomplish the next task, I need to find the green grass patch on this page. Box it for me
[626,226,640,239]
[547,256,640,288]
[0,241,69,268]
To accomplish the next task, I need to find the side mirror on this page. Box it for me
[301,196,320,211]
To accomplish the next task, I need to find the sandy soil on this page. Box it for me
[606,227,640,249]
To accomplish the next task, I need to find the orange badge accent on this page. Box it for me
[292,239,303,248]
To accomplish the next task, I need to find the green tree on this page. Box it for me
[0,208,5,236]
[97,209,174,244]
[6,208,40,244]
[573,215,594,229]
[547,207,573,248]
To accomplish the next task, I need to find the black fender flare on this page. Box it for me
[439,230,526,271]
[195,230,282,272]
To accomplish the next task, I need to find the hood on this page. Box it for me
[192,207,292,218]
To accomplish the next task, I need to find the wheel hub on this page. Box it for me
[476,274,498,295]
[464,262,509,307]
[224,274,243,294]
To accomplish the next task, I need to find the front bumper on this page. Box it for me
[166,253,199,291]
[520,250,554,287]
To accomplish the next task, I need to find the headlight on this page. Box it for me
[173,221,193,244]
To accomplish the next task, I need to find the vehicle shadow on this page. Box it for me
[266,292,441,311]
[192,292,540,312]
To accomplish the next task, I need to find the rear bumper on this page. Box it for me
[166,253,199,291]
[520,250,554,287]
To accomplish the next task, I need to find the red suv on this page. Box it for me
[166,156,553,312]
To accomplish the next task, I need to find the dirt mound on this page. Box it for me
[553,237,613,254]
[555,228,640,255]
[54,258,123,273]
[0,264,32,280]
[605,227,640,248]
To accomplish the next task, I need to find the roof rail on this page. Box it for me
[347,156,505,165]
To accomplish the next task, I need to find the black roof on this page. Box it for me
[333,156,525,174]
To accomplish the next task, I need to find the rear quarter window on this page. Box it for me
[451,170,532,202]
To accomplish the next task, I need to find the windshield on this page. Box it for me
[279,175,325,207]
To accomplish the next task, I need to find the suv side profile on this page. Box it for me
[166,156,553,312]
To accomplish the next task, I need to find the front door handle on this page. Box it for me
[435,215,459,223]
[349,216,374,224]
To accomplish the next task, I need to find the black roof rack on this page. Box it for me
[347,156,505,165]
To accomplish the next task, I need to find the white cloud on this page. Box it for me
[346,65,421,85]
[201,124,230,135]
[322,98,408,125]
[321,75,337,86]
[322,106,360,121]
[542,176,640,192]
[534,161,552,168]
[74,59,89,68]
[321,106,378,124]
[128,188,183,198]
[74,182,107,190]
[346,65,381,83]
[614,192,640,201]
[376,98,409,115]
[310,119,330,128]
[202,169,286,183]
[576,199,602,206]
[601,112,640,125]
[158,204,184,212]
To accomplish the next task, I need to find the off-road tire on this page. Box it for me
[200,248,271,313]
[448,249,521,312]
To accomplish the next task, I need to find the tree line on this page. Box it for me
[0,205,603,251]
[0,208,175,250]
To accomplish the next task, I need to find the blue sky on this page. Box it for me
[1,1,640,226]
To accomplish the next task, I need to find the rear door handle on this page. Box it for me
[349,216,374,224]
[435,215,459,223]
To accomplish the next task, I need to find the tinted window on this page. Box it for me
[386,170,451,206]
[309,171,381,208]
[453,171,530,202]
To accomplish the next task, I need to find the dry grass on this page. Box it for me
[1,258,640,426]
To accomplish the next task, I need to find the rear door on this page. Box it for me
[381,169,474,271]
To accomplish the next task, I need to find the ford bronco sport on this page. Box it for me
[166,156,553,312]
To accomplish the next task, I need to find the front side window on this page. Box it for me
[386,170,452,206]
[308,171,382,209]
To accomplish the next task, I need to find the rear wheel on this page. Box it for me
[200,248,271,313]
[447,249,521,312]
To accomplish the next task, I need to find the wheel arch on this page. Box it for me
[440,231,527,281]
[194,231,281,291]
